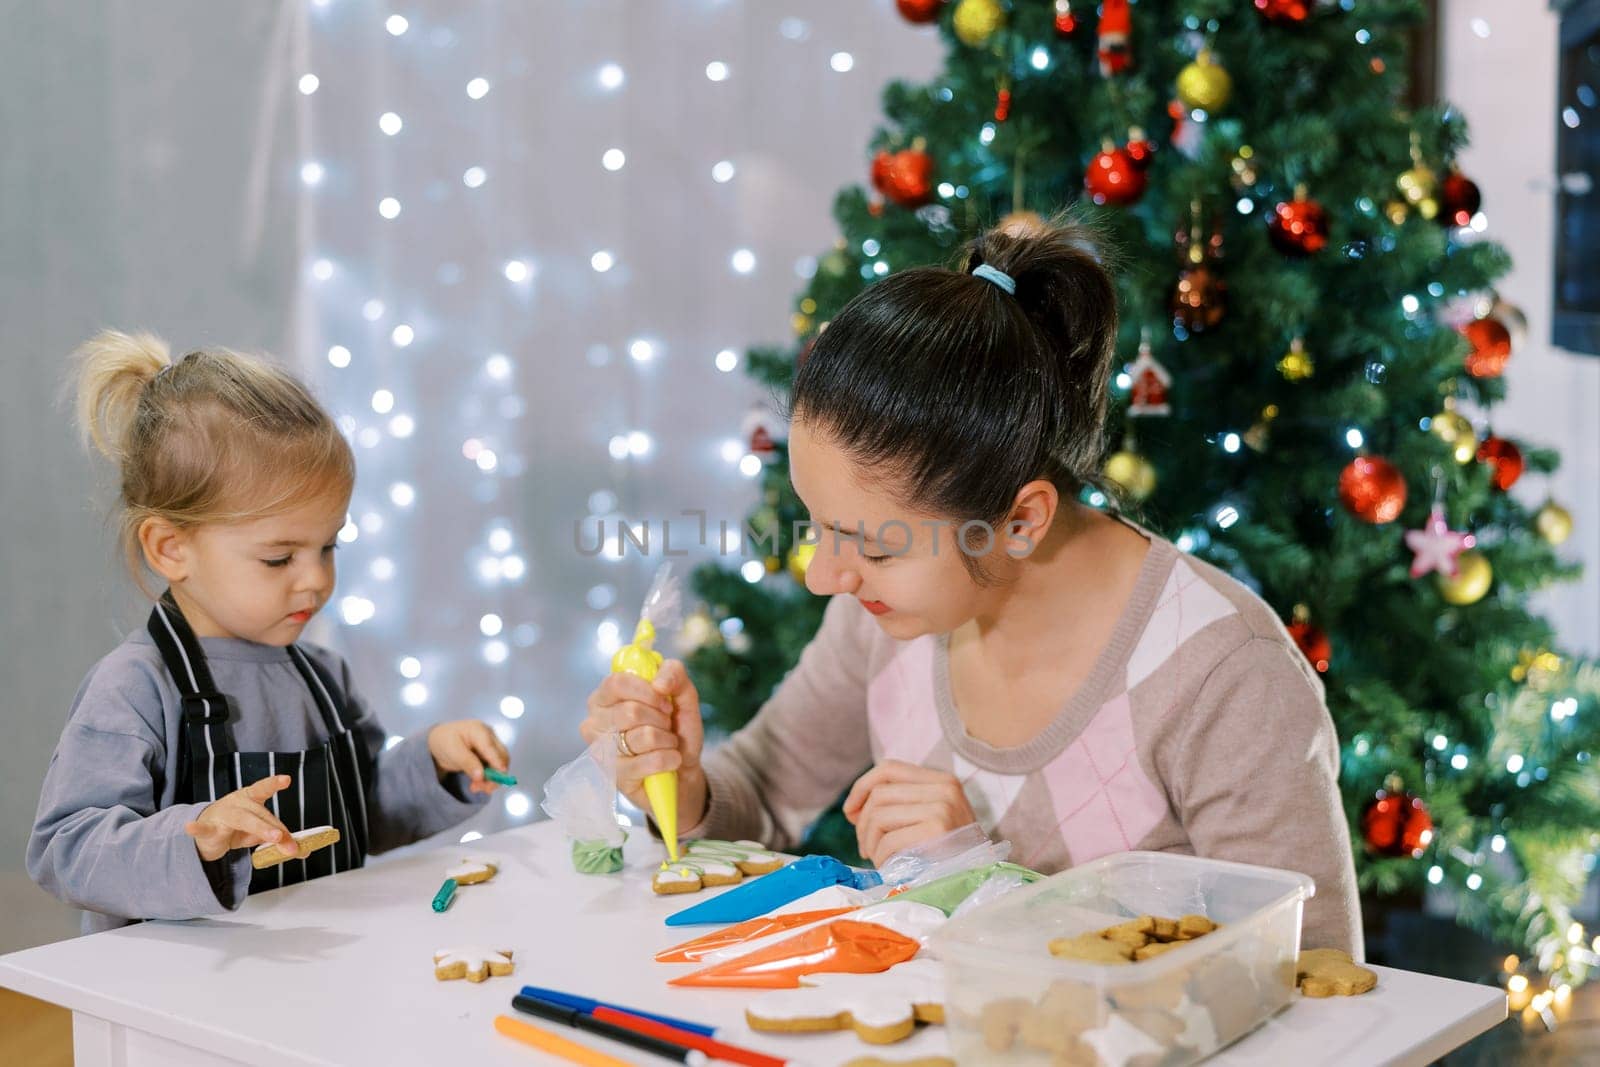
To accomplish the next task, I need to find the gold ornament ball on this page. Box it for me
[1535,501,1574,545]
[1437,550,1493,605]
[1428,409,1479,465]
[953,0,1003,45]
[787,539,818,584]
[1278,340,1315,382]
[1396,164,1438,206]
[764,555,782,574]
[1104,450,1157,502]
[1177,51,1232,112]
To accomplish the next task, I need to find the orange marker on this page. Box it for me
[493,1014,633,1067]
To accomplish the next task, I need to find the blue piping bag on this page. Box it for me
[664,855,882,927]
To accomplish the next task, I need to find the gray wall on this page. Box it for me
[0,1,303,951]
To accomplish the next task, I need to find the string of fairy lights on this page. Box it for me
[291,1,899,839]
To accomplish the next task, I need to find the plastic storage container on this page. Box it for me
[933,851,1314,1066]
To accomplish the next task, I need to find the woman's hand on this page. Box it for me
[185,774,295,862]
[579,660,708,830]
[427,720,512,794]
[842,760,979,867]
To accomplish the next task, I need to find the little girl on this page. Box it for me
[30,331,509,933]
[583,219,1361,955]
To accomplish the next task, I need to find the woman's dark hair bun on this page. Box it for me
[791,211,1120,543]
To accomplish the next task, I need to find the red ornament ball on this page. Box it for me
[1288,620,1332,673]
[1339,456,1408,524]
[1477,436,1525,491]
[1054,0,1079,36]
[895,0,944,24]
[1361,790,1435,858]
[1085,145,1147,206]
[1124,131,1157,171]
[871,147,934,208]
[1268,196,1330,256]
[1462,316,1512,378]
[994,87,1012,123]
[1254,0,1311,23]
[1438,169,1482,227]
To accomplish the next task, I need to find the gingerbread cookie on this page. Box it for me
[650,858,743,894]
[653,864,709,894]
[1296,948,1377,997]
[686,839,785,875]
[1052,913,1222,966]
[1133,941,1181,962]
[1175,914,1218,940]
[976,997,1032,1053]
[1016,980,1102,1056]
[252,825,340,869]
[445,854,500,885]
[650,840,787,894]
[1048,933,1135,964]
[1186,955,1262,1038]
[433,947,514,982]
[745,957,944,1045]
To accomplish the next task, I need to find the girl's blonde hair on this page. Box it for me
[72,330,355,590]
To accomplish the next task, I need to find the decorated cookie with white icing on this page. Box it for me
[652,863,708,895]
[686,838,785,875]
[745,957,945,1045]
[444,854,500,885]
[432,947,514,982]
[251,825,340,869]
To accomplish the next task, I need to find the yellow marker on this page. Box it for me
[612,617,679,862]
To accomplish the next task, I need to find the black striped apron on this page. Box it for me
[147,595,373,895]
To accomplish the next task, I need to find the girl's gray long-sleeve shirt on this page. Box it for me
[28,629,485,934]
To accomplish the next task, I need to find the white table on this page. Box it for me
[0,822,1506,1067]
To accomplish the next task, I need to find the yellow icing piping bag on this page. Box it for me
[610,564,684,862]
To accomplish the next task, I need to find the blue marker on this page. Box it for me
[517,987,717,1038]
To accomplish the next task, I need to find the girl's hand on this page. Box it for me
[579,660,708,830]
[427,720,512,794]
[185,774,296,862]
[843,760,980,868]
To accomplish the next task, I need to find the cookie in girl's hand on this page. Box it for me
[252,825,340,869]
[445,855,499,885]
[745,957,944,1045]
[433,947,514,982]
[1296,948,1377,997]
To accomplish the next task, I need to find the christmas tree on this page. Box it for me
[685,0,1600,993]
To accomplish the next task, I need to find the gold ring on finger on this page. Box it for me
[615,728,636,759]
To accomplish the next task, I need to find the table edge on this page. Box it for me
[0,958,331,1067]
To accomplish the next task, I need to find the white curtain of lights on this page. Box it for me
[285,0,943,841]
